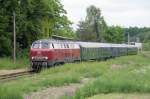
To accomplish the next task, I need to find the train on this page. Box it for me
[29,39,138,71]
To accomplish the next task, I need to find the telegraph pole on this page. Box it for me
[128,32,130,45]
[13,11,16,63]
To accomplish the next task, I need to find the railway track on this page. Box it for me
[0,70,34,82]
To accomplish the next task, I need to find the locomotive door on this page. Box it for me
[53,43,60,62]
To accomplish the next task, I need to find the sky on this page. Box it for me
[61,0,150,29]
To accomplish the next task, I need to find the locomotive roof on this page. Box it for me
[33,39,137,48]
[33,39,75,44]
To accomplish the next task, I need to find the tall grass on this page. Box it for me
[87,93,150,99]
[143,43,150,51]
[74,53,150,99]
[0,53,149,99]
[0,61,107,99]
[0,58,29,69]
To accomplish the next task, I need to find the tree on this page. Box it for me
[53,14,76,38]
[124,27,150,43]
[0,0,18,56]
[0,0,74,57]
[104,26,124,43]
[77,5,107,41]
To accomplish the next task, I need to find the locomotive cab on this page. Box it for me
[30,40,81,71]
[30,41,54,71]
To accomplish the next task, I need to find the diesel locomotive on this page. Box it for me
[30,39,138,71]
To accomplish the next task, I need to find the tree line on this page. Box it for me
[76,5,124,43]
[0,0,74,57]
[0,2,149,57]
[76,5,150,44]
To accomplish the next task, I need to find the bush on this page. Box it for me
[143,42,150,51]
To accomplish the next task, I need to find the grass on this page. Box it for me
[0,52,149,99]
[0,62,106,99]
[0,58,29,69]
[87,93,150,99]
[143,42,150,51]
[73,52,150,99]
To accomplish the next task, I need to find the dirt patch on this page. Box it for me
[0,69,27,75]
[111,64,122,69]
[24,84,81,99]
[24,78,90,99]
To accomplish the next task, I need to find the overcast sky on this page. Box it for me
[61,0,150,29]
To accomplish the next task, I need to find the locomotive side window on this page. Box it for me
[61,44,64,49]
[49,44,54,49]
[32,43,40,49]
[64,44,67,48]
[69,44,72,49]
[58,44,61,48]
[52,43,54,48]
[74,44,79,49]
[54,43,60,49]
[67,44,69,48]
[70,44,74,49]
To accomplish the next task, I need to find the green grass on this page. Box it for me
[0,58,29,69]
[0,52,150,99]
[0,62,106,99]
[87,93,150,99]
[143,43,150,51]
[73,52,150,99]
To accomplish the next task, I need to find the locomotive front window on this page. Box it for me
[32,43,40,49]
[41,42,49,49]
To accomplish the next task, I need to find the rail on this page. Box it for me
[0,70,34,82]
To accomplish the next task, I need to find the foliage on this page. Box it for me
[76,5,125,43]
[104,26,125,43]
[76,5,107,42]
[0,0,14,56]
[0,0,74,57]
[124,27,150,43]
[53,15,76,38]
[143,42,150,51]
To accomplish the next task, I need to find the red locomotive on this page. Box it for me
[30,39,80,71]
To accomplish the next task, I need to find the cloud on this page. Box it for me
[61,0,150,29]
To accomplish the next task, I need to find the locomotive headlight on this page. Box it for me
[45,57,48,60]
[32,57,34,60]
[31,56,48,60]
